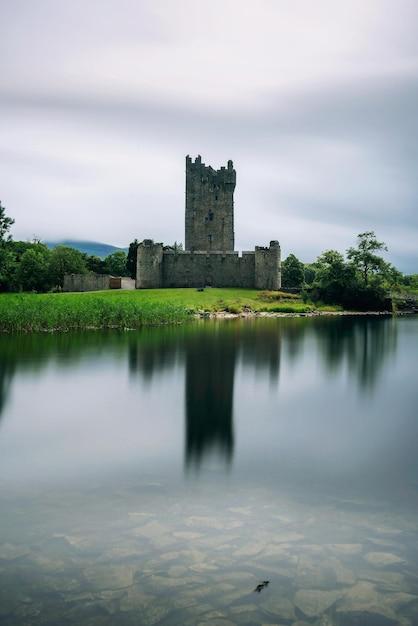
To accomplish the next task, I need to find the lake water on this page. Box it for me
[0,316,417,626]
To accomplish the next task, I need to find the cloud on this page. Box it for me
[0,0,417,271]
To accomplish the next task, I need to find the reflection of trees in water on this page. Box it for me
[0,361,14,418]
[238,321,281,381]
[0,332,129,422]
[0,317,399,464]
[128,328,182,381]
[312,316,397,391]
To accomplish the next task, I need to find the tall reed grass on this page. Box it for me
[0,293,189,333]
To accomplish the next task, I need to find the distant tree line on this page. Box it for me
[0,201,132,292]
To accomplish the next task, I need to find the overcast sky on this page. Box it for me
[1,0,417,270]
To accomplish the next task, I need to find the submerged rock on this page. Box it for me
[197,617,236,626]
[233,542,266,557]
[294,589,342,617]
[119,585,155,612]
[131,520,170,539]
[0,543,30,561]
[335,581,398,623]
[83,565,135,590]
[328,543,362,556]
[364,552,405,567]
[260,595,296,620]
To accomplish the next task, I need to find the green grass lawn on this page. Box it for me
[81,287,338,313]
[0,288,340,333]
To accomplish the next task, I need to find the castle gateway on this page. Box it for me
[136,156,281,289]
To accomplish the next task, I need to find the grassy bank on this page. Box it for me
[0,288,340,333]
[0,292,189,332]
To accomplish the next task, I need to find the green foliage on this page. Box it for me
[82,254,106,274]
[104,250,128,276]
[127,239,139,279]
[48,246,87,288]
[0,201,14,243]
[347,231,388,286]
[0,245,18,291]
[402,274,418,291]
[282,253,305,289]
[17,246,51,292]
[303,263,317,285]
[309,241,391,310]
[225,304,242,314]
[257,290,300,301]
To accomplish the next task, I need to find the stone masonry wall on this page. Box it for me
[136,241,281,290]
[255,241,281,290]
[63,274,111,292]
[161,251,255,288]
[185,155,236,252]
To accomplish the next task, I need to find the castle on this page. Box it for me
[136,156,281,289]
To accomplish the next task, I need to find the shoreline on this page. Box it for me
[195,309,397,320]
[1,309,410,335]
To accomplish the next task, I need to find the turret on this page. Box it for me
[255,241,281,290]
[136,240,163,288]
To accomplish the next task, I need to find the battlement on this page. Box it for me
[185,155,236,189]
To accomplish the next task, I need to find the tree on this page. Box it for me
[104,251,128,276]
[0,246,17,291]
[172,241,183,253]
[303,263,317,285]
[282,253,304,288]
[314,250,355,301]
[82,253,106,274]
[347,231,388,286]
[382,263,403,290]
[17,247,51,291]
[48,246,87,287]
[310,248,388,310]
[127,239,139,279]
[0,201,14,243]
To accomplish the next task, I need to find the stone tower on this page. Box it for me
[185,155,236,252]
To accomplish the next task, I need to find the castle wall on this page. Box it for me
[185,155,235,252]
[161,251,255,288]
[63,274,112,292]
[63,274,135,291]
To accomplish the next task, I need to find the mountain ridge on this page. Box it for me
[45,239,129,259]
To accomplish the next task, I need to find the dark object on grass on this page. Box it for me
[196,287,205,292]
[254,580,270,593]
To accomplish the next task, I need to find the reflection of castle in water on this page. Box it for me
[185,328,236,468]
[126,322,284,469]
[0,317,399,468]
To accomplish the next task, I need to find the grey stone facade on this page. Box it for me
[63,274,135,292]
[185,155,235,252]
[136,156,281,290]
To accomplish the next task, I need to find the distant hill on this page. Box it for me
[45,240,128,259]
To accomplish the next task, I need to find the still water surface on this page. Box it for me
[0,316,417,625]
